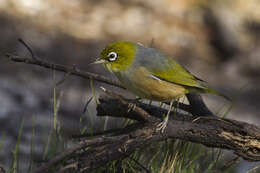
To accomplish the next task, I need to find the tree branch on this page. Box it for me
[33,91,260,173]
[5,53,123,88]
[92,93,260,163]
[5,50,214,117]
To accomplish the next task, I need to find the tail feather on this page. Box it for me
[204,87,231,101]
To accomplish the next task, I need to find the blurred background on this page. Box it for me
[0,0,259,172]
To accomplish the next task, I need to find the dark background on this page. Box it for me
[0,0,259,172]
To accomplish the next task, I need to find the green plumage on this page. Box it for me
[132,43,207,90]
[150,58,205,89]
[98,41,229,101]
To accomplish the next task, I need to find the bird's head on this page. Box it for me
[92,41,137,72]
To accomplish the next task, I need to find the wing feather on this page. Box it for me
[148,56,206,89]
[135,45,206,89]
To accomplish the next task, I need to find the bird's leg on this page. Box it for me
[127,97,142,112]
[157,100,174,133]
[173,98,180,119]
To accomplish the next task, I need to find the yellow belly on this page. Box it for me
[115,67,188,101]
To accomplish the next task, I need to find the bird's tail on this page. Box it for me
[204,87,231,101]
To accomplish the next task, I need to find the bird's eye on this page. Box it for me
[107,52,118,62]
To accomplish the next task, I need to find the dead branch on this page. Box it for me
[97,92,260,163]
[5,53,122,89]
[5,41,215,117]
[33,91,260,173]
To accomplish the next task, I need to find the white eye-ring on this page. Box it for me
[107,52,118,62]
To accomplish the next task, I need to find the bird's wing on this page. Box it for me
[135,45,206,89]
[145,56,231,100]
[147,56,206,89]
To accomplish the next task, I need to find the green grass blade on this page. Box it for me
[53,87,57,131]
[9,118,24,173]
[90,79,98,104]
[28,115,35,173]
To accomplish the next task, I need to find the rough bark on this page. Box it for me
[34,93,260,173]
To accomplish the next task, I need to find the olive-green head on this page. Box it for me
[93,41,137,72]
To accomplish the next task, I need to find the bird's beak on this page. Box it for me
[90,58,107,65]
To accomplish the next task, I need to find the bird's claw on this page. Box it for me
[156,115,169,133]
[156,100,174,133]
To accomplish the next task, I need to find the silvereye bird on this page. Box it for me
[93,41,228,132]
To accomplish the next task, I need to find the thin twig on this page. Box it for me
[6,54,123,88]
[18,38,38,60]
[82,97,93,114]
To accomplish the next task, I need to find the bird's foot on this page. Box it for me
[156,114,169,133]
[156,100,174,133]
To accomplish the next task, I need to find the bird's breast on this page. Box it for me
[114,67,188,101]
